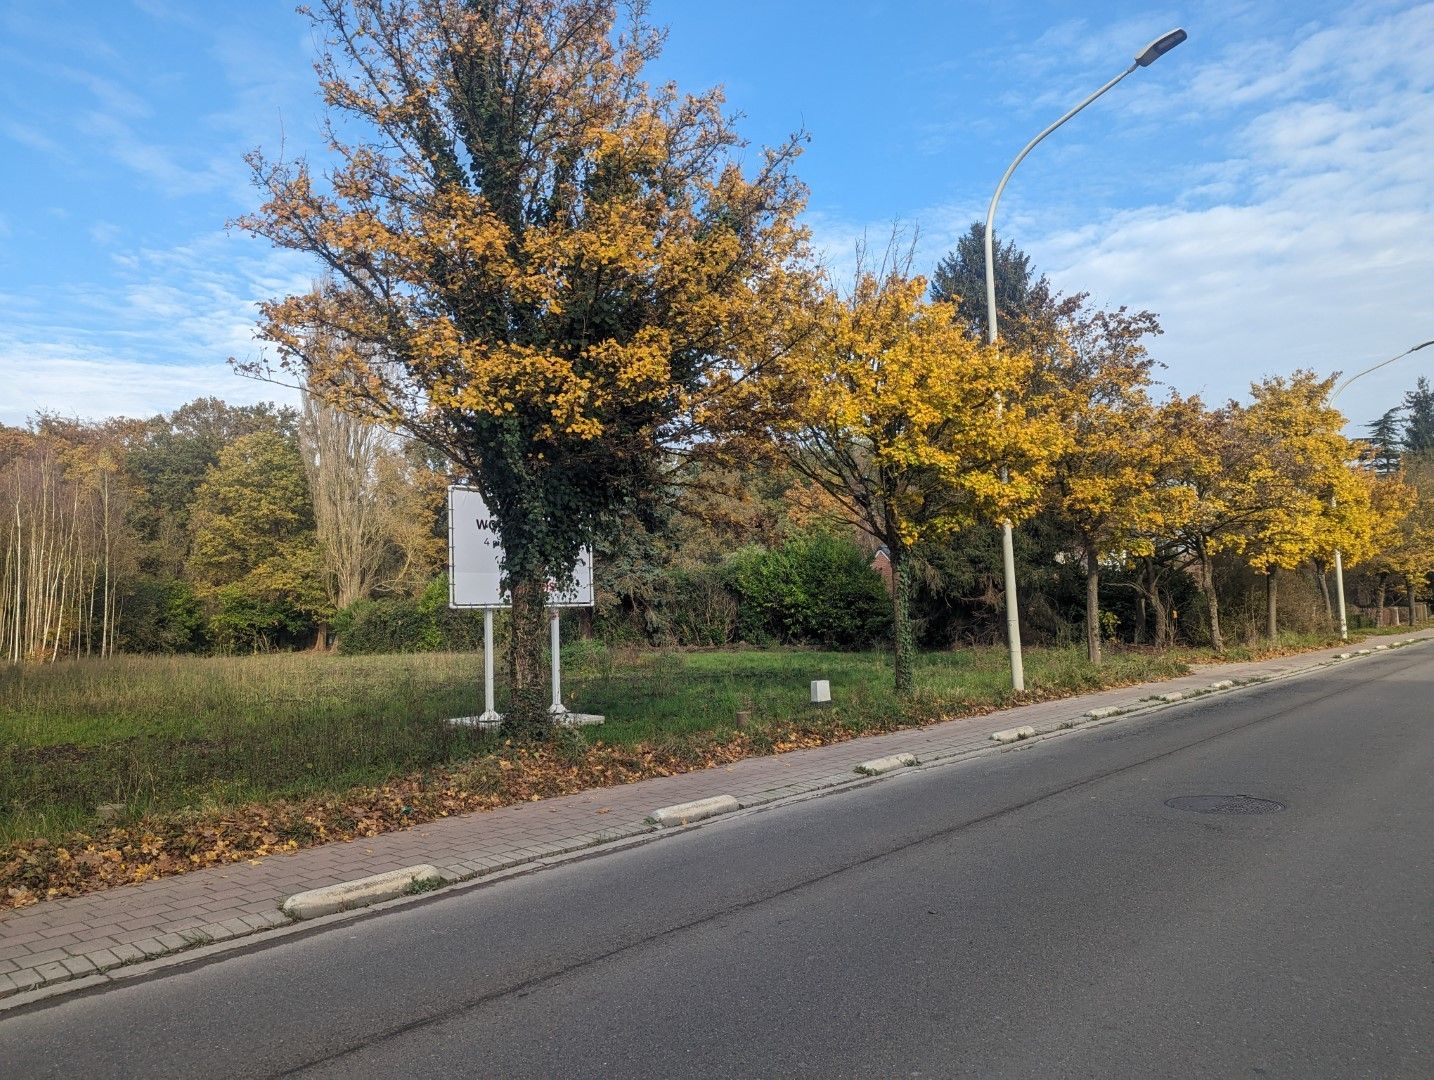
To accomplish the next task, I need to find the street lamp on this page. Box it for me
[983,27,1187,692]
[1330,338,1434,639]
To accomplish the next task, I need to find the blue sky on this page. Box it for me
[1,0,1431,432]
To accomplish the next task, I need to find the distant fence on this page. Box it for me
[1350,603,1429,628]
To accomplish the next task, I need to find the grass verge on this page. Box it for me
[0,629,1415,908]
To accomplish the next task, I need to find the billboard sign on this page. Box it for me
[448,486,593,609]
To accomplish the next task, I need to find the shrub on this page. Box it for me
[116,576,207,653]
[207,585,313,653]
[334,576,486,654]
[725,531,889,649]
[594,562,737,647]
[332,597,432,654]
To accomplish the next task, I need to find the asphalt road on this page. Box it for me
[3,648,1431,1078]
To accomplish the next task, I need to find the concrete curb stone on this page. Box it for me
[649,795,742,827]
[281,865,441,920]
[854,754,918,776]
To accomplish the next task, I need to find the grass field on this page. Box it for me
[1,643,1181,843]
[0,631,1373,846]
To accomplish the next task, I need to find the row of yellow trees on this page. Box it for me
[762,265,1426,688]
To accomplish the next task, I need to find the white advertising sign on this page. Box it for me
[448,486,593,609]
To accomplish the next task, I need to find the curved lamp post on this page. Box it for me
[1330,338,1434,639]
[983,27,1187,691]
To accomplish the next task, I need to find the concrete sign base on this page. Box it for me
[447,712,606,731]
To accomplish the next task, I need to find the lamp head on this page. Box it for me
[1135,28,1188,67]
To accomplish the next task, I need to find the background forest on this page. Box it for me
[5,232,1433,666]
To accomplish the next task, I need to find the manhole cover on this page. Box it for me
[1164,795,1286,815]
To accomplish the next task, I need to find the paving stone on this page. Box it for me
[6,968,42,993]
[238,913,284,931]
[61,955,97,976]
[109,943,146,964]
[22,948,71,967]
[85,948,121,970]
[34,962,71,984]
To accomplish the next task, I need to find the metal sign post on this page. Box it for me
[447,486,595,726]
[549,609,564,714]
[480,609,498,724]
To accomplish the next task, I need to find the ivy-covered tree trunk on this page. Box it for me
[505,575,550,738]
[1265,568,1278,641]
[889,542,915,696]
[1084,546,1102,666]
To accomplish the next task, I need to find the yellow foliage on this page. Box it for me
[770,270,1065,550]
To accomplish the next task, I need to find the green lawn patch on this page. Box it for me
[0,635,1359,848]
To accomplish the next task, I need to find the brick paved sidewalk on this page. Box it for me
[3,632,1429,1001]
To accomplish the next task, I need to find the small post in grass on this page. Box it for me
[810,679,832,706]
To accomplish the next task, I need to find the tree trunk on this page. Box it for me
[1136,596,1147,645]
[1085,547,1102,666]
[1145,559,1169,647]
[1315,565,1333,624]
[1265,568,1278,641]
[1200,544,1223,653]
[1407,573,1417,629]
[889,543,914,696]
[504,575,550,737]
[1375,575,1388,626]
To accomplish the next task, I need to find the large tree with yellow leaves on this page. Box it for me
[770,268,1062,693]
[1234,372,1375,637]
[1043,300,1163,665]
[237,0,810,732]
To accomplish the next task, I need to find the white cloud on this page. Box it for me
[0,229,318,425]
[1028,2,1434,428]
[0,347,299,427]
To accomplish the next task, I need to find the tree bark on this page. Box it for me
[1085,547,1102,666]
[504,574,550,737]
[889,542,914,696]
[1144,558,1170,647]
[1199,543,1223,653]
[1375,574,1388,626]
[1315,565,1333,624]
[1407,573,1417,629]
[1265,568,1278,641]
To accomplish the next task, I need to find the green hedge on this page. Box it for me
[334,577,487,654]
[724,532,890,649]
